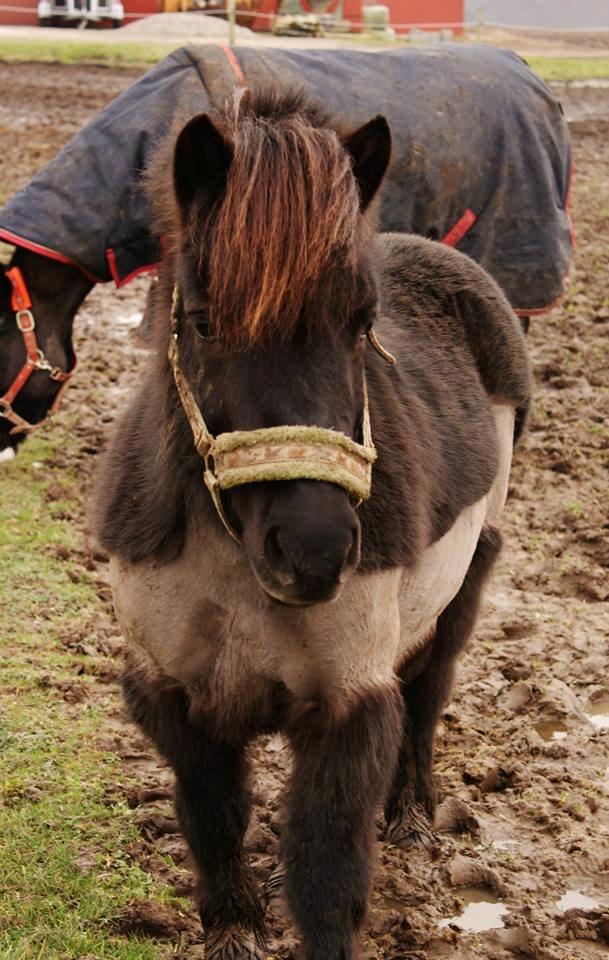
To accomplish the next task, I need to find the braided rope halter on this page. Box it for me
[168,286,395,544]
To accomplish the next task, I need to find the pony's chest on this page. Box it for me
[109,493,487,706]
[110,542,402,703]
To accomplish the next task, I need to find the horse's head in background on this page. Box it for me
[162,91,391,606]
[0,249,91,451]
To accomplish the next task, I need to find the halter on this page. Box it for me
[0,267,77,435]
[168,287,395,544]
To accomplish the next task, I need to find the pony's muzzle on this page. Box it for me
[259,494,361,606]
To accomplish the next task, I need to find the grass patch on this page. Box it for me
[524,56,609,82]
[0,37,175,68]
[0,434,172,959]
[0,35,609,80]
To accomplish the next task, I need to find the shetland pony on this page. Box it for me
[95,88,531,960]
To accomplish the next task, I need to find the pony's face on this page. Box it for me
[0,252,91,451]
[171,98,390,606]
[177,279,377,605]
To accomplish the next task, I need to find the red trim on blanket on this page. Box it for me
[0,229,100,283]
[441,209,477,247]
[220,45,245,85]
[105,247,159,289]
[514,293,566,318]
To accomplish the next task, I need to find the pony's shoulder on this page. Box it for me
[375,232,532,441]
[376,231,499,294]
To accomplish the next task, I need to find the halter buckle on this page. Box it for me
[16,309,35,333]
[30,349,52,371]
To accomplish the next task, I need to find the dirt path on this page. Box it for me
[1,61,608,959]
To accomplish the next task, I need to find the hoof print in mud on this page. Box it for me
[205,927,264,960]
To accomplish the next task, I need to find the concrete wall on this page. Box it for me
[466,0,609,29]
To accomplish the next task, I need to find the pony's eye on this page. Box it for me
[190,312,211,340]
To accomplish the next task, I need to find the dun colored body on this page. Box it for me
[95,89,531,960]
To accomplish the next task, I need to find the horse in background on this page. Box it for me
[0,248,91,451]
[95,87,531,959]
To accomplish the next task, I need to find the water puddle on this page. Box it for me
[535,719,569,741]
[491,839,520,852]
[115,311,143,333]
[587,696,609,731]
[438,886,509,933]
[556,889,601,913]
[476,838,520,854]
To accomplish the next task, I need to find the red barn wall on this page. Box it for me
[0,0,462,30]
[0,0,38,26]
[255,0,464,31]
[123,0,160,19]
[387,0,464,32]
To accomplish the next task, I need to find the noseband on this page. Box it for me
[0,267,77,435]
[168,287,394,544]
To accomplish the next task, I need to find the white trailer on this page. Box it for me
[38,0,124,27]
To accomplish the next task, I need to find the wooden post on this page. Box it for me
[227,0,236,45]
[476,4,485,41]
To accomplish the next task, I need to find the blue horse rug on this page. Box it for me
[0,43,573,315]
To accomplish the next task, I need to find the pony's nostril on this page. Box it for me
[264,526,294,583]
[347,523,361,569]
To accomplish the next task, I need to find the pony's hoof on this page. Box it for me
[384,801,439,851]
[205,925,264,960]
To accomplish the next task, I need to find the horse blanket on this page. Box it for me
[0,43,572,314]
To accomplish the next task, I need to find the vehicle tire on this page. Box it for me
[112,18,122,26]
[38,16,51,25]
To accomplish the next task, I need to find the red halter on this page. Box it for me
[0,266,77,435]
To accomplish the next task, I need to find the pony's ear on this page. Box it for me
[173,113,233,213]
[343,116,391,211]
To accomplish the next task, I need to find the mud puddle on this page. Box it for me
[438,887,509,933]
[556,890,603,913]
[535,719,570,740]
[587,697,609,731]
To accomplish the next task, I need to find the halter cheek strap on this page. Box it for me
[168,286,389,544]
[0,266,77,435]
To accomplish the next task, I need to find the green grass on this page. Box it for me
[0,435,173,959]
[1,34,609,80]
[0,37,176,68]
[525,56,609,82]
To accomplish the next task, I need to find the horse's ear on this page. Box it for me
[343,116,391,211]
[173,113,233,213]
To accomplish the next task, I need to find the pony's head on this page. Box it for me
[164,90,391,606]
[0,249,91,451]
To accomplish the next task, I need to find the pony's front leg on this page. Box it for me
[122,668,265,959]
[283,684,402,960]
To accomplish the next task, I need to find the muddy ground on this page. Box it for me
[1,60,608,959]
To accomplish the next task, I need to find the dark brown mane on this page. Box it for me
[154,88,368,348]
